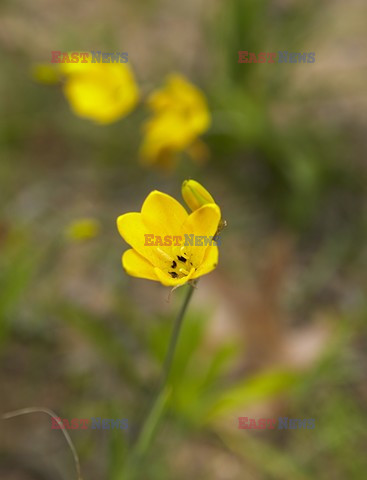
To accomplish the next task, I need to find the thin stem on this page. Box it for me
[127,283,196,478]
[160,282,195,388]
[1,407,82,480]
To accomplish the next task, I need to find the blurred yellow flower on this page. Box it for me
[33,56,139,124]
[65,218,101,241]
[60,60,139,124]
[139,74,211,168]
[116,187,220,286]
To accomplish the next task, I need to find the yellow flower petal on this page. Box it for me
[181,203,221,265]
[122,249,158,281]
[117,212,162,265]
[154,266,196,287]
[192,245,218,279]
[141,191,188,236]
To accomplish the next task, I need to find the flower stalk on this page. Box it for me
[160,282,196,388]
[127,283,196,478]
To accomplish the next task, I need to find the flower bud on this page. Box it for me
[181,179,215,212]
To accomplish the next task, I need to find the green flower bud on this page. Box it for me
[181,179,215,212]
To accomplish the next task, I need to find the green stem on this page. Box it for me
[126,283,196,478]
[160,282,195,388]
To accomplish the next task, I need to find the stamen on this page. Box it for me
[177,255,186,263]
[171,260,177,268]
[157,248,174,263]
[169,272,178,278]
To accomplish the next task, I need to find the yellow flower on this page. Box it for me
[116,188,220,286]
[34,55,139,124]
[139,74,211,167]
[65,218,101,241]
[60,59,139,124]
[181,179,215,212]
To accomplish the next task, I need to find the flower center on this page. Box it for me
[167,249,195,279]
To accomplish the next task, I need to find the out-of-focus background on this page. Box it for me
[1,0,367,479]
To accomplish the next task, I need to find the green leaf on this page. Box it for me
[204,369,300,422]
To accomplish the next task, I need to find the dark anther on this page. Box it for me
[171,260,177,268]
[169,272,178,278]
[177,255,187,263]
